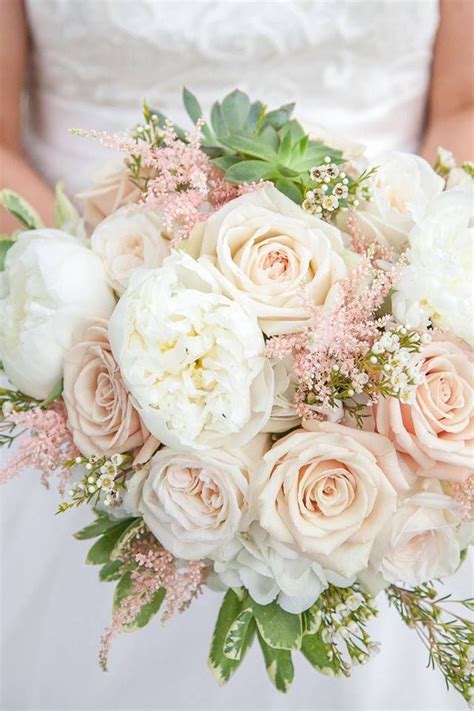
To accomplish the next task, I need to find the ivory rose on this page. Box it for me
[0,230,115,399]
[262,357,301,434]
[77,160,141,227]
[63,318,154,460]
[192,185,347,336]
[340,151,444,251]
[134,437,269,560]
[256,422,403,578]
[374,341,474,483]
[109,252,274,450]
[369,483,465,586]
[91,208,171,294]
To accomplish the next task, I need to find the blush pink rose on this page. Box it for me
[63,318,157,461]
[256,422,402,578]
[76,160,141,228]
[374,341,474,482]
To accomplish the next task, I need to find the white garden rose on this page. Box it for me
[133,437,269,560]
[392,190,474,347]
[0,230,115,399]
[109,252,274,449]
[342,152,444,251]
[256,423,403,578]
[214,522,331,613]
[192,185,347,336]
[262,357,301,434]
[91,207,171,294]
[369,483,465,586]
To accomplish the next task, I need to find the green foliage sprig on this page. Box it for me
[387,582,474,704]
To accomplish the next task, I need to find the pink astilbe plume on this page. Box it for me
[0,403,78,491]
[99,527,207,671]
[449,475,474,521]
[266,256,399,419]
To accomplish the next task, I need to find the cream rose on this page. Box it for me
[109,252,274,450]
[63,318,155,460]
[135,437,269,560]
[369,483,464,586]
[214,522,330,613]
[374,341,474,483]
[77,160,141,227]
[262,357,301,434]
[0,230,115,399]
[91,208,171,294]
[192,185,347,336]
[256,422,403,578]
[341,152,444,251]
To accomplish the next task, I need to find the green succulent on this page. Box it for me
[151,88,344,203]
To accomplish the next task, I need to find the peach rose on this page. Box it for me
[63,318,156,460]
[374,341,474,482]
[76,160,141,228]
[256,422,402,578]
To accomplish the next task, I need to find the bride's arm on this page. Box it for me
[0,0,53,232]
[422,0,474,161]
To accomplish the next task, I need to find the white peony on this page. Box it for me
[131,437,269,560]
[392,190,474,347]
[214,522,332,613]
[91,207,171,294]
[343,152,444,251]
[0,230,115,399]
[109,252,274,450]
[369,483,466,586]
[192,185,347,336]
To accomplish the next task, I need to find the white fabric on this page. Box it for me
[2,1,472,709]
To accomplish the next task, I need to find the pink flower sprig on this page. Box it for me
[0,403,78,490]
[449,475,474,521]
[99,527,207,671]
[266,256,410,423]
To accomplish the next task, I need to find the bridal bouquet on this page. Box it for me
[1,89,473,703]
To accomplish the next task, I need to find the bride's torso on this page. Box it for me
[24,0,439,194]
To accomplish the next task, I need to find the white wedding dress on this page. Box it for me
[1,1,471,710]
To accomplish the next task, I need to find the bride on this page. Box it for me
[0,1,472,709]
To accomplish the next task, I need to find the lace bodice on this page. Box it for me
[24,0,439,194]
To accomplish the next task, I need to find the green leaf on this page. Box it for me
[246,100,265,131]
[85,519,133,565]
[258,632,294,693]
[39,379,63,408]
[277,126,294,164]
[113,570,133,608]
[0,189,44,230]
[221,90,251,132]
[220,134,277,162]
[276,164,300,178]
[210,102,226,138]
[249,598,303,651]
[209,590,255,685]
[301,631,339,676]
[223,607,254,661]
[124,587,166,631]
[265,103,295,130]
[0,237,14,270]
[225,160,278,184]
[74,512,134,541]
[54,182,81,232]
[212,155,240,172]
[99,560,123,582]
[109,518,143,561]
[274,178,302,204]
[302,605,322,636]
[182,87,204,124]
[259,125,279,152]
